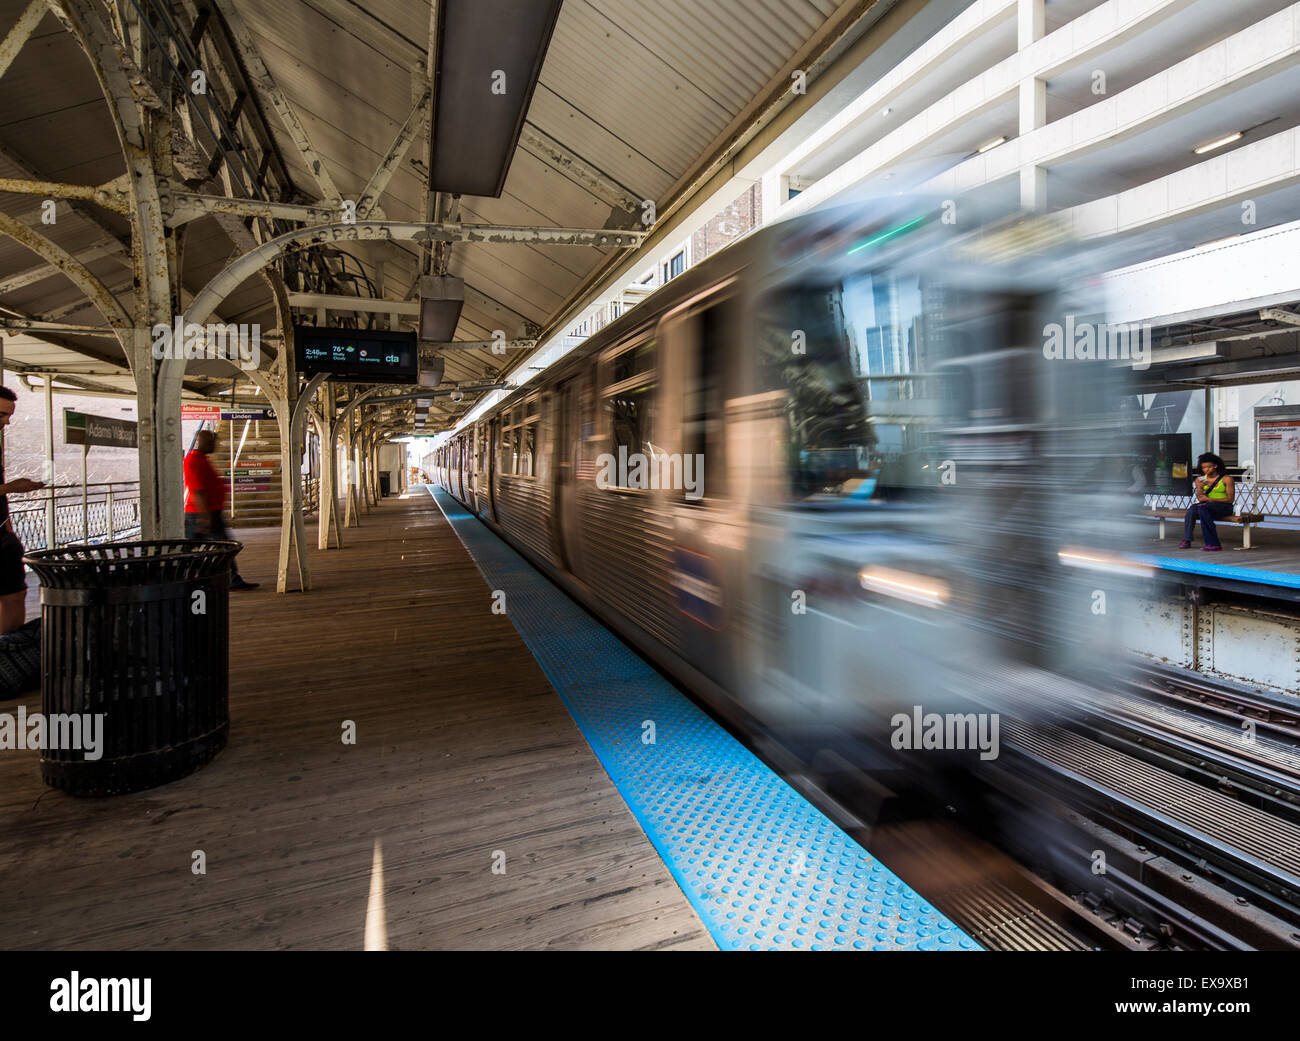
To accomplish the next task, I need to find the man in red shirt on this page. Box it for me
[184,429,258,590]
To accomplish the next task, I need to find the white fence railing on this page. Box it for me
[8,482,142,550]
[1143,475,1300,519]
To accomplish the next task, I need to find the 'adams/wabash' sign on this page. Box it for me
[63,409,137,449]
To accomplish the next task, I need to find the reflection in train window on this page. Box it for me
[682,301,729,499]
[602,337,657,489]
[757,270,936,502]
[502,400,540,477]
[609,338,656,388]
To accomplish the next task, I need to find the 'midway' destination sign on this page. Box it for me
[63,410,138,449]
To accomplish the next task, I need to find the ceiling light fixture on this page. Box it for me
[1193,131,1242,155]
[977,136,1006,154]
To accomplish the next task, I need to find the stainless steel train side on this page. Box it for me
[430,204,1143,766]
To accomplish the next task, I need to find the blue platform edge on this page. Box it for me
[1137,554,1300,589]
[427,487,978,952]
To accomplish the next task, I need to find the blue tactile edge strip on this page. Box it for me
[427,488,977,952]
[1137,554,1300,589]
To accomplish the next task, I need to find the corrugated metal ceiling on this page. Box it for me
[0,0,870,407]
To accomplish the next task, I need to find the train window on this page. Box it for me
[608,339,656,387]
[501,400,540,478]
[680,300,731,500]
[520,424,535,477]
[601,337,657,489]
[756,270,934,503]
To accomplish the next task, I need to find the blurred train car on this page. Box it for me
[432,198,1146,782]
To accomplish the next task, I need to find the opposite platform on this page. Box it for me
[429,486,977,952]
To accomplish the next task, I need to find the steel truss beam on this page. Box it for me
[210,0,343,202]
[518,122,643,221]
[0,175,130,212]
[0,1,47,81]
[357,87,429,220]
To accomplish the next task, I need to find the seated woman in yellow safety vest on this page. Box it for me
[1180,452,1234,552]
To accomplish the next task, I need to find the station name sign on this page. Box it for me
[63,410,137,449]
[181,405,275,421]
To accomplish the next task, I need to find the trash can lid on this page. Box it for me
[23,540,242,587]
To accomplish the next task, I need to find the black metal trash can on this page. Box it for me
[23,540,242,796]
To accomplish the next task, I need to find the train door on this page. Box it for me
[486,418,500,524]
[550,378,578,570]
[660,284,742,691]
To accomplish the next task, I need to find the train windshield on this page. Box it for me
[757,270,937,503]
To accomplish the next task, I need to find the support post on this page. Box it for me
[81,443,88,541]
[42,375,54,548]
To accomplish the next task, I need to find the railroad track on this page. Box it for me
[968,670,1300,948]
[703,661,1300,949]
[1129,663,1300,743]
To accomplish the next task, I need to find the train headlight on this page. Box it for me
[1057,547,1155,578]
[859,566,950,608]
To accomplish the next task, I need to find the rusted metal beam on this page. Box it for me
[0,319,117,336]
[165,190,339,227]
[518,122,643,218]
[167,201,646,244]
[0,211,131,332]
[424,339,536,351]
[0,0,47,81]
[48,0,178,539]
[0,175,131,213]
[0,143,133,265]
[0,240,125,294]
[187,0,297,207]
[357,87,429,220]
[288,292,416,315]
[211,0,344,202]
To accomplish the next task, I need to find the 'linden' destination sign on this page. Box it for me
[63,410,138,449]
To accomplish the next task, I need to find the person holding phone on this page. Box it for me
[0,387,47,632]
[1180,452,1234,552]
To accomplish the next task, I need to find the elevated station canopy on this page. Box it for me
[0,0,884,419]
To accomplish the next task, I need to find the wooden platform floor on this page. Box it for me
[1145,521,1300,575]
[0,491,712,950]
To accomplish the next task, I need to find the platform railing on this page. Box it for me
[1143,472,1300,521]
[8,482,142,550]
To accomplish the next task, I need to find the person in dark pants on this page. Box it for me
[184,428,259,590]
[1180,452,1234,552]
[0,387,46,632]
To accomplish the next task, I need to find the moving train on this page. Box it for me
[429,197,1144,779]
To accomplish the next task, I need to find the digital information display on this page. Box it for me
[293,326,418,384]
